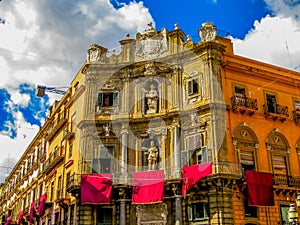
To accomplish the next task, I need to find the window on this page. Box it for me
[97,92,119,107]
[92,146,114,174]
[187,78,199,96]
[240,150,255,172]
[182,134,207,166]
[187,202,209,221]
[57,176,62,199]
[295,100,300,109]
[272,155,288,175]
[68,143,73,158]
[266,93,277,113]
[50,182,54,201]
[280,204,290,224]
[39,183,43,197]
[96,207,112,225]
[244,200,257,218]
[234,86,246,94]
[70,205,75,225]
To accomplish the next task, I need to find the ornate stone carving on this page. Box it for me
[145,140,158,170]
[135,23,168,60]
[144,82,159,114]
[136,203,168,225]
[87,44,108,63]
[199,22,217,42]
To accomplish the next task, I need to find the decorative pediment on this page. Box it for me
[266,128,289,151]
[232,123,258,144]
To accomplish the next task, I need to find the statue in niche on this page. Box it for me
[146,140,158,170]
[144,83,158,114]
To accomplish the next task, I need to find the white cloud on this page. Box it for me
[0,0,153,178]
[232,15,300,70]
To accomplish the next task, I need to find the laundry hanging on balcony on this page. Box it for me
[38,193,47,216]
[17,211,24,225]
[245,170,274,206]
[132,170,164,204]
[4,216,11,225]
[81,173,113,204]
[182,162,212,197]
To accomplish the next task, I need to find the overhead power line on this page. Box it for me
[0,46,84,64]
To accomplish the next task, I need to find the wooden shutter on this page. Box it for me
[272,155,287,174]
[240,150,254,165]
[113,92,119,106]
[97,92,103,106]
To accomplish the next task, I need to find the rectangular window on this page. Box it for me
[97,92,119,107]
[97,207,112,225]
[187,78,199,96]
[186,133,202,151]
[266,93,277,113]
[57,176,62,199]
[70,205,75,225]
[187,202,209,221]
[240,150,255,172]
[92,146,114,174]
[280,205,289,224]
[68,143,73,158]
[234,86,246,94]
[272,155,287,175]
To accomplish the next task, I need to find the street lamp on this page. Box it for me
[296,193,300,208]
[288,204,299,224]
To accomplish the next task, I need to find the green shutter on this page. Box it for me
[113,92,119,106]
[97,92,103,106]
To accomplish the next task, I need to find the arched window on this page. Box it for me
[266,128,290,177]
[233,123,258,172]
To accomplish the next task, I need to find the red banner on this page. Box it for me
[4,216,11,225]
[245,170,274,206]
[81,173,113,204]
[182,162,212,197]
[17,211,24,225]
[30,201,35,223]
[132,170,164,204]
[38,193,47,216]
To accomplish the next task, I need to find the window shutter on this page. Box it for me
[97,92,103,106]
[201,146,208,163]
[240,150,254,165]
[273,155,287,175]
[188,80,193,95]
[113,92,119,106]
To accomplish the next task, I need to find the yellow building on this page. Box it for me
[1,22,300,225]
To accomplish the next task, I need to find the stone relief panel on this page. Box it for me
[136,203,168,225]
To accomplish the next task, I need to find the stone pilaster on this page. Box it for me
[208,179,234,225]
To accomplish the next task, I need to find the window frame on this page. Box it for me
[187,202,210,222]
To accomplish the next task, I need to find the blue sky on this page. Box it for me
[0,0,300,181]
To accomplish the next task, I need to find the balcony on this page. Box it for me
[293,108,300,125]
[95,105,119,116]
[66,173,80,196]
[231,94,258,115]
[273,174,300,188]
[45,111,68,141]
[42,147,65,174]
[263,104,289,122]
[63,122,75,140]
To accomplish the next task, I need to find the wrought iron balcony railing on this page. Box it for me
[42,147,65,174]
[273,174,300,188]
[231,94,258,115]
[45,111,68,141]
[293,108,300,124]
[263,104,289,121]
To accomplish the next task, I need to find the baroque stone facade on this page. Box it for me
[1,22,300,225]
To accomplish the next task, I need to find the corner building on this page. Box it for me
[1,22,300,225]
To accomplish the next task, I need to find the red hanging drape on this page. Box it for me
[38,193,47,216]
[132,170,164,204]
[29,201,35,223]
[17,211,24,225]
[245,170,274,206]
[182,162,212,197]
[80,173,113,204]
[4,216,11,225]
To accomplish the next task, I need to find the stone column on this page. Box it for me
[84,73,97,119]
[173,184,182,225]
[121,125,128,174]
[173,122,181,178]
[119,187,127,225]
